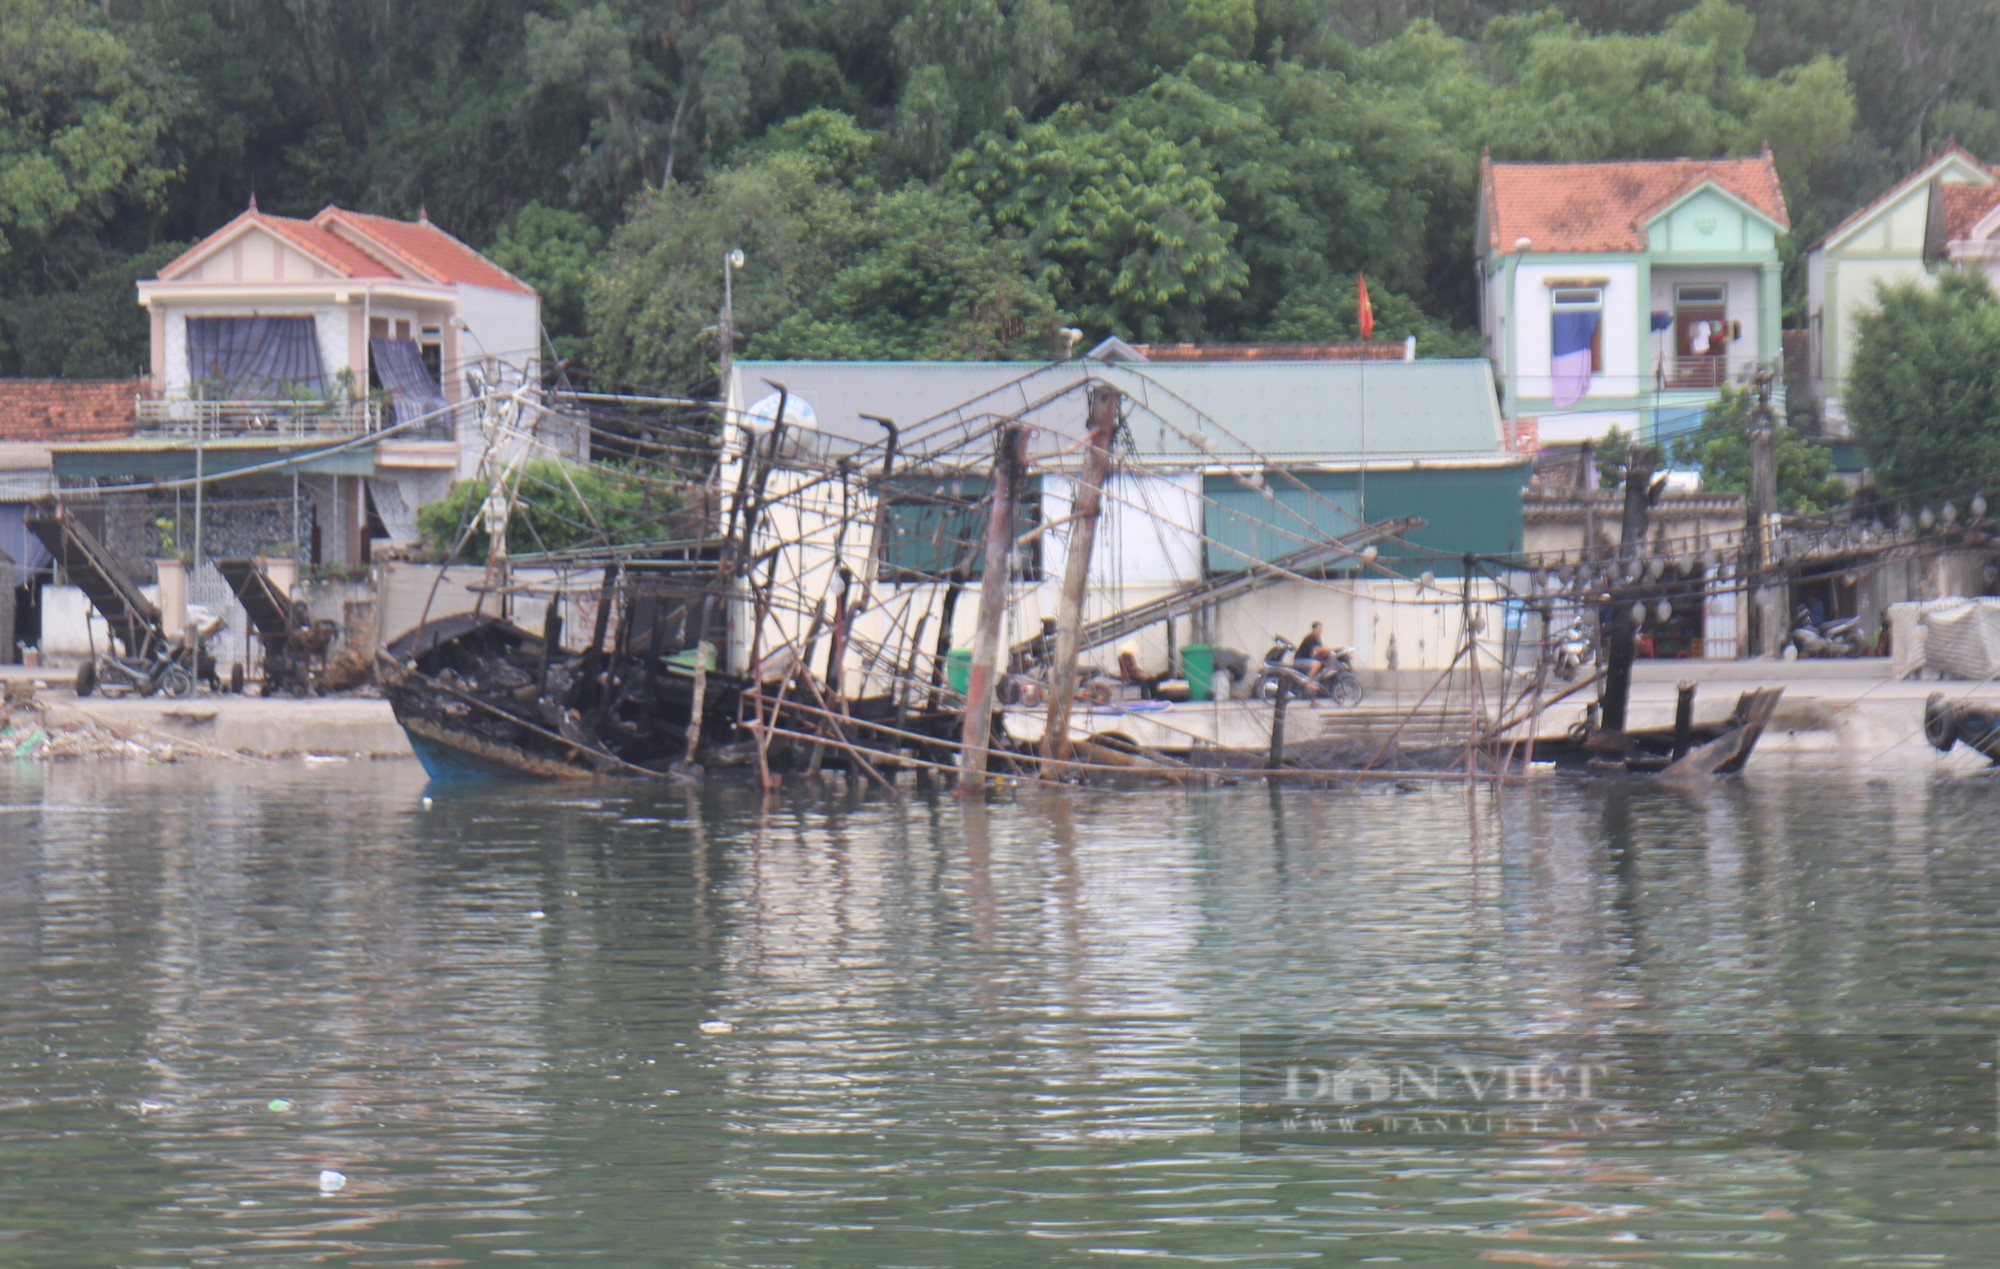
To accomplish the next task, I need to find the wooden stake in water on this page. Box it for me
[959,425,1024,789]
[1043,384,1121,763]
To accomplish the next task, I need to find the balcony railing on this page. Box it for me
[1510,355,1776,402]
[1661,354,1738,390]
[134,395,385,439]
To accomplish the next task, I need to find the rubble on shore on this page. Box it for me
[1,681,254,765]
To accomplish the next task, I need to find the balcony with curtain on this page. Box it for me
[137,315,395,439]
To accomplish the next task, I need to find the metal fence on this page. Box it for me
[135,396,384,439]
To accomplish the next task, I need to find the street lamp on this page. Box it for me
[719,248,746,391]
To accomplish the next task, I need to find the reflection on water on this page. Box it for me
[1,761,1997,1265]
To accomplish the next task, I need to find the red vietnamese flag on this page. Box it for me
[1357,273,1375,341]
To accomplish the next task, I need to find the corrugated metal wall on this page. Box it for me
[1202,473,1361,573]
[1362,466,1529,578]
[1201,464,1528,578]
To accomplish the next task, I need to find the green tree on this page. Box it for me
[888,0,1076,174]
[522,0,786,214]
[1596,424,1631,489]
[487,203,605,366]
[417,460,686,561]
[0,0,188,264]
[1671,386,1850,513]
[1,240,189,378]
[587,114,871,391]
[754,184,1062,360]
[1115,56,1474,335]
[953,105,1245,341]
[1849,270,2000,504]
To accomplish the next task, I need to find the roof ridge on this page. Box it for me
[1812,149,1996,252]
[1487,154,1770,169]
[312,206,441,283]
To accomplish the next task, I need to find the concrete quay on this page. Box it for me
[2,657,1995,769]
[2,666,411,761]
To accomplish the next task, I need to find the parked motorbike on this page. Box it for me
[1550,619,1598,681]
[1252,635,1364,706]
[75,644,197,699]
[73,611,223,700]
[1786,606,1866,659]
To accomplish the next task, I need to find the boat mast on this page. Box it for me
[959,424,1025,788]
[1041,383,1122,763]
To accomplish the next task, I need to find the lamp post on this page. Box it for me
[719,248,745,393]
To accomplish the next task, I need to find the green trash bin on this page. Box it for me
[945,647,973,696]
[1182,644,1215,701]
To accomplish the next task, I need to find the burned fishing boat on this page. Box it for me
[1523,445,1781,777]
[379,562,750,780]
[378,370,1782,787]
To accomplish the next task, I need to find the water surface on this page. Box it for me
[1,759,1997,1265]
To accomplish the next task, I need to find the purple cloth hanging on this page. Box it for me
[186,317,327,397]
[1551,309,1600,409]
[370,337,447,426]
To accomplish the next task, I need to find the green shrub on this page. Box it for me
[417,460,686,561]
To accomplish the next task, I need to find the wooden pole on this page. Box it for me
[925,581,962,712]
[1042,384,1121,762]
[1599,443,1656,736]
[1265,676,1291,771]
[1671,680,1697,760]
[680,594,714,768]
[959,424,1024,789]
[1462,563,1480,787]
[1745,366,1779,658]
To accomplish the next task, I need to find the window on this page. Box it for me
[1674,283,1726,306]
[1550,286,1604,372]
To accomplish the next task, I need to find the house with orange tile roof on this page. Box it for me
[1476,148,1789,453]
[1804,148,2000,431]
[29,202,567,577]
[135,201,539,427]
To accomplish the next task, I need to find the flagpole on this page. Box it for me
[1358,354,1367,524]
[1357,273,1372,526]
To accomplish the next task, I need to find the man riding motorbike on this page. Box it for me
[1295,620,1328,680]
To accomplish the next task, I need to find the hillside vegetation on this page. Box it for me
[4,0,1986,395]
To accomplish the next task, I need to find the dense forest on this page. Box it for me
[2,0,1992,396]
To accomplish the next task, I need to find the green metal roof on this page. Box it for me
[49,436,377,482]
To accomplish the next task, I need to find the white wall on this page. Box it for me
[1480,260,1503,360]
[1510,260,1640,401]
[1040,473,1202,588]
[453,285,540,393]
[1532,409,1641,446]
[37,584,161,663]
[377,563,557,647]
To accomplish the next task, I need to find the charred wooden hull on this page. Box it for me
[380,616,745,782]
[1924,693,2000,764]
[1534,687,1785,777]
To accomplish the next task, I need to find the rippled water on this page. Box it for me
[2,759,1998,1265]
